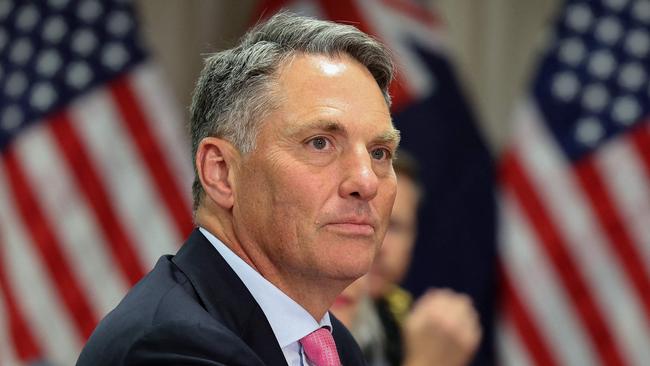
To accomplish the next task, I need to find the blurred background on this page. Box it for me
[1,0,649,365]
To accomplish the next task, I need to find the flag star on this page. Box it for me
[0,1,13,20]
[559,37,587,66]
[618,62,646,91]
[566,3,593,33]
[625,29,650,58]
[611,96,641,125]
[107,11,133,37]
[582,83,610,112]
[1,105,24,132]
[36,49,63,77]
[78,0,103,23]
[10,38,34,65]
[552,71,580,102]
[5,71,28,98]
[633,0,650,23]
[42,16,68,44]
[15,4,40,33]
[30,82,57,111]
[575,117,605,147]
[595,16,624,45]
[101,42,129,70]
[72,29,98,56]
[588,49,617,79]
[66,61,93,89]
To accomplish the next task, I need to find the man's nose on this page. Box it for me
[338,148,379,201]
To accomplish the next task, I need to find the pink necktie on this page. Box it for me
[299,327,341,366]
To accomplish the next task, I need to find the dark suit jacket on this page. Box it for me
[77,229,366,365]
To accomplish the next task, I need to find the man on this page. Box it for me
[77,12,399,366]
[332,152,482,366]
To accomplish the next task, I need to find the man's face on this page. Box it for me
[231,54,399,285]
[369,174,419,298]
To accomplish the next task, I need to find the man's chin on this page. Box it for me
[320,261,372,286]
[313,238,377,280]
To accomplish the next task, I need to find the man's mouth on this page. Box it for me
[326,222,375,235]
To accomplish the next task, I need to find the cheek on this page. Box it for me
[377,180,398,221]
[260,166,332,245]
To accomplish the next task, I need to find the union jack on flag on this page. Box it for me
[0,0,193,364]
[498,0,650,365]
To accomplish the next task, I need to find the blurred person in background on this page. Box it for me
[332,150,482,366]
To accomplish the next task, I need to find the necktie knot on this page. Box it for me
[299,327,341,366]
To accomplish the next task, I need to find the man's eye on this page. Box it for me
[309,137,329,150]
[371,148,390,160]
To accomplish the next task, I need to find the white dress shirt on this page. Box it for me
[199,228,332,366]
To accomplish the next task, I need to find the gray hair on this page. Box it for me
[189,12,394,211]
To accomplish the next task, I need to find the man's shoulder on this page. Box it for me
[99,254,210,331]
[77,255,262,366]
[79,318,262,366]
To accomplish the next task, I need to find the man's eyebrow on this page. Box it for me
[376,127,401,147]
[287,119,346,135]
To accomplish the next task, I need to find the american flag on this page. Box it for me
[257,1,497,364]
[0,0,193,364]
[498,0,650,365]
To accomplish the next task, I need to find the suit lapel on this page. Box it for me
[172,229,288,366]
[331,313,368,366]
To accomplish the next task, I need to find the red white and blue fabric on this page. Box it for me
[0,0,193,364]
[498,0,650,365]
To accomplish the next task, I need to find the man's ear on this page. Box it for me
[196,137,239,210]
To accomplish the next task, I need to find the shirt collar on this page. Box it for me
[199,227,332,348]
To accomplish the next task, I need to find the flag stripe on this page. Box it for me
[499,263,559,366]
[0,235,42,363]
[68,88,181,268]
[595,137,650,267]
[497,313,535,366]
[1,149,97,341]
[129,66,193,205]
[630,122,650,181]
[0,156,85,365]
[501,150,626,366]
[0,287,22,366]
[14,118,130,319]
[109,77,194,240]
[499,187,597,366]
[48,111,147,286]
[573,157,650,325]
